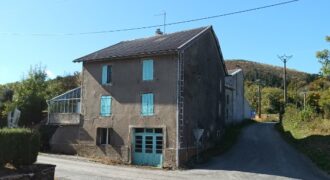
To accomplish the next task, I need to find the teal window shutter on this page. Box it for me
[142,60,153,81]
[142,94,148,115]
[102,65,108,85]
[100,96,111,116]
[149,93,154,115]
[141,93,154,116]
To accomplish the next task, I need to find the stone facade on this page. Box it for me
[49,26,228,168]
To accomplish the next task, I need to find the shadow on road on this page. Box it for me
[194,123,329,180]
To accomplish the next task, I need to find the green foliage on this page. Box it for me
[283,104,301,129]
[299,106,317,121]
[0,128,40,167]
[3,65,48,126]
[261,87,284,114]
[45,72,81,100]
[244,81,258,110]
[306,92,321,113]
[280,104,330,174]
[225,60,312,88]
[316,36,330,76]
[319,89,330,119]
[0,64,80,127]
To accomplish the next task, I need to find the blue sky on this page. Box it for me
[0,0,329,84]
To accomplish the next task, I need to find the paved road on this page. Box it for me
[37,122,329,180]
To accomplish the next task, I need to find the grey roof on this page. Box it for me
[49,87,81,101]
[74,26,210,62]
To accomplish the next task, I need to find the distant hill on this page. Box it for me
[225,59,318,88]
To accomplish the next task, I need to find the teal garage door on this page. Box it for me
[133,128,163,167]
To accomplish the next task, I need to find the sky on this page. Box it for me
[0,0,329,84]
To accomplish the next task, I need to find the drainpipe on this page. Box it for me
[176,52,180,168]
[176,51,183,168]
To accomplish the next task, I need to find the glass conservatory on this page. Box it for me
[47,87,81,125]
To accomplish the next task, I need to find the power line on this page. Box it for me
[0,0,299,36]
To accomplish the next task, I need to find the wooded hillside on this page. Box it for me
[225,59,318,88]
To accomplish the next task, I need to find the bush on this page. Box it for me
[0,128,40,167]
[283,104,301,129]
[299,106,317,121]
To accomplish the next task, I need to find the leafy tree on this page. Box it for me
[308,77,330,91]
[3,65,48,126]
[306,92,321,113]
[45,72,80,100]
[316,36,330,76]
[319,89,330,119]
[244,81,258,111]
[261,87,284,114]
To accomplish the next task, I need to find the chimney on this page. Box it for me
[155,28,163,35]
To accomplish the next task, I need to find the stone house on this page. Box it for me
[225,69,252,125]
[47,26,228,168]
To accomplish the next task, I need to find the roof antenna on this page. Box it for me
[155,10,166,34]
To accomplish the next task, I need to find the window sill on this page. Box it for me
[101,83,112,86]
[141,114,155,117]
[97,144,110,147]
[100,115,112,118]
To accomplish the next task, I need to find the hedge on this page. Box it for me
[0,128,40,167]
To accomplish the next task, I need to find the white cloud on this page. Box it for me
[46,70,56,79]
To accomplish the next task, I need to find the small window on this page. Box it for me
[226,95,230,105]
[102,65,112,85]
[97,128,111,145]
[141,93,154,116]
[142,60,153,81]
[100,96,112,116]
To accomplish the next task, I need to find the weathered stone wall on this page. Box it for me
[48,113,80,125]
[79,54,178,167]
[179,29,226,164]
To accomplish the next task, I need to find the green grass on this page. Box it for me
[276,121,330,175]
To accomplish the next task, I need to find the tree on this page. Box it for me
[45,72,81,100]
[244,81,258,111]
[306,92,321,114]
[316,36,330,76]
[319,89,330,119]
[261,87,284,114]
[3,65,48,126]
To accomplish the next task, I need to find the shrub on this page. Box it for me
[299,106,317,121]
[0,128,40,167]
[283,104,301,129]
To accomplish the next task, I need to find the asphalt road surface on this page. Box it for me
[37,122,329,180]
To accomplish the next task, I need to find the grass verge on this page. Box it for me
[276,123,330,175]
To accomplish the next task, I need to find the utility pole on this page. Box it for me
[278,54,292,105]
[256,79,262,119]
